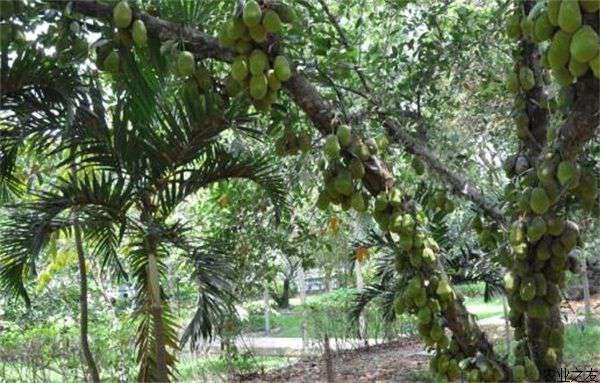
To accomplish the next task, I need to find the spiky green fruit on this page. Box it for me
[521,17,534,39]
[249,49,268,75]
[266,70,281,91]
[558,0,582,33]
[103,50,120,73]
[552,66,575,86]
[507,72,520,93]
[506,13,521,39]
[520,279,536,301]
[177,51,195,77]
[570,25,600,63]
[324,134,341,158]
[262,9,282,33]
[243,0,262,27]
[249,25,267,42]
[548,1,560,26]
[530,187,550,215]
[504,272,518,293]
[557,160,578,186]
[113,1,132,29]
[544,348,559,367]
[519,66,536,90]
[525,358,540,381]
[527,217,547,242]
[534,12,555,42]
[231,56,249,82]
[273,55,291,81]
[569,57,589,77]
[548,30,572,69]
[350,158,365,179]
[131,20,147,46]
[336,125,352,147]
[249,73,268,100]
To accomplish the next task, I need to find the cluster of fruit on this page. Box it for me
[507,0,600,85]
[96,1,147,73]
[388,205,505,382]
[316,126,377,212]
[274,129,312,156]
[220,1,294,111]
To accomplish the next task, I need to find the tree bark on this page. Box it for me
[74,224,101,383]
[298,267,308,351]
[145,236,170,382]
[66,0,503,222]
[263,284,271,336]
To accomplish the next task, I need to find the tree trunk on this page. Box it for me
[298,267,308,351]
[74,224,100,383]
[146,240,169,382]
[263,284,271,336]
[355,260,367,346]
[582,258,591,322]
[281,277,290,308]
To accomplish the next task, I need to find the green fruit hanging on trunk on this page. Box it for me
[570,25,600,63]
[103,50,120,73]
[507,71,520,93]
[548,30,572,69]
[249,25,267,42]
[544,348,559,367]
[131,20,147,46]
[530,187,550,215]
[534,12,555,42]
[273,55,291,81]
[336,125,352,147]
[316,191,329,210]
[243,0,262,27]
[267,69,281,91]
[270,3,296,24]
[177,51,195,77]
[334,169,353,196]
[231,56,249,81]
[262,10,282,33]
[324,134,341,158]
[558,0,582,33]
[506,14,521,39]
[249,49,268,75]
[249,73,268,100]
[527,216,547,242]
[548,0,561,26]
[552,66,575,86]
[349,158,365,179]
[568,57,589,77]
[557,160,578,186]
[519,66,535,90]
[520,279,536,301]
[113,1,132,29]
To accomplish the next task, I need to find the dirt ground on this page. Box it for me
[236,295,600,383]
[238,337,429,382]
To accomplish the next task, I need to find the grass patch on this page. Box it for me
[178,354,292,382]
[463,295,505,320]
[563,318,600,368]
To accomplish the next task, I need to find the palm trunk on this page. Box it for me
[74,224,100,383]
[146,240,169,382]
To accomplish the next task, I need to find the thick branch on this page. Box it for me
[67,0,501,214]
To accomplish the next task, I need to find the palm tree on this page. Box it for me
[1,43,286,380]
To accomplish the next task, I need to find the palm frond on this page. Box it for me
[156,146,287,218]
